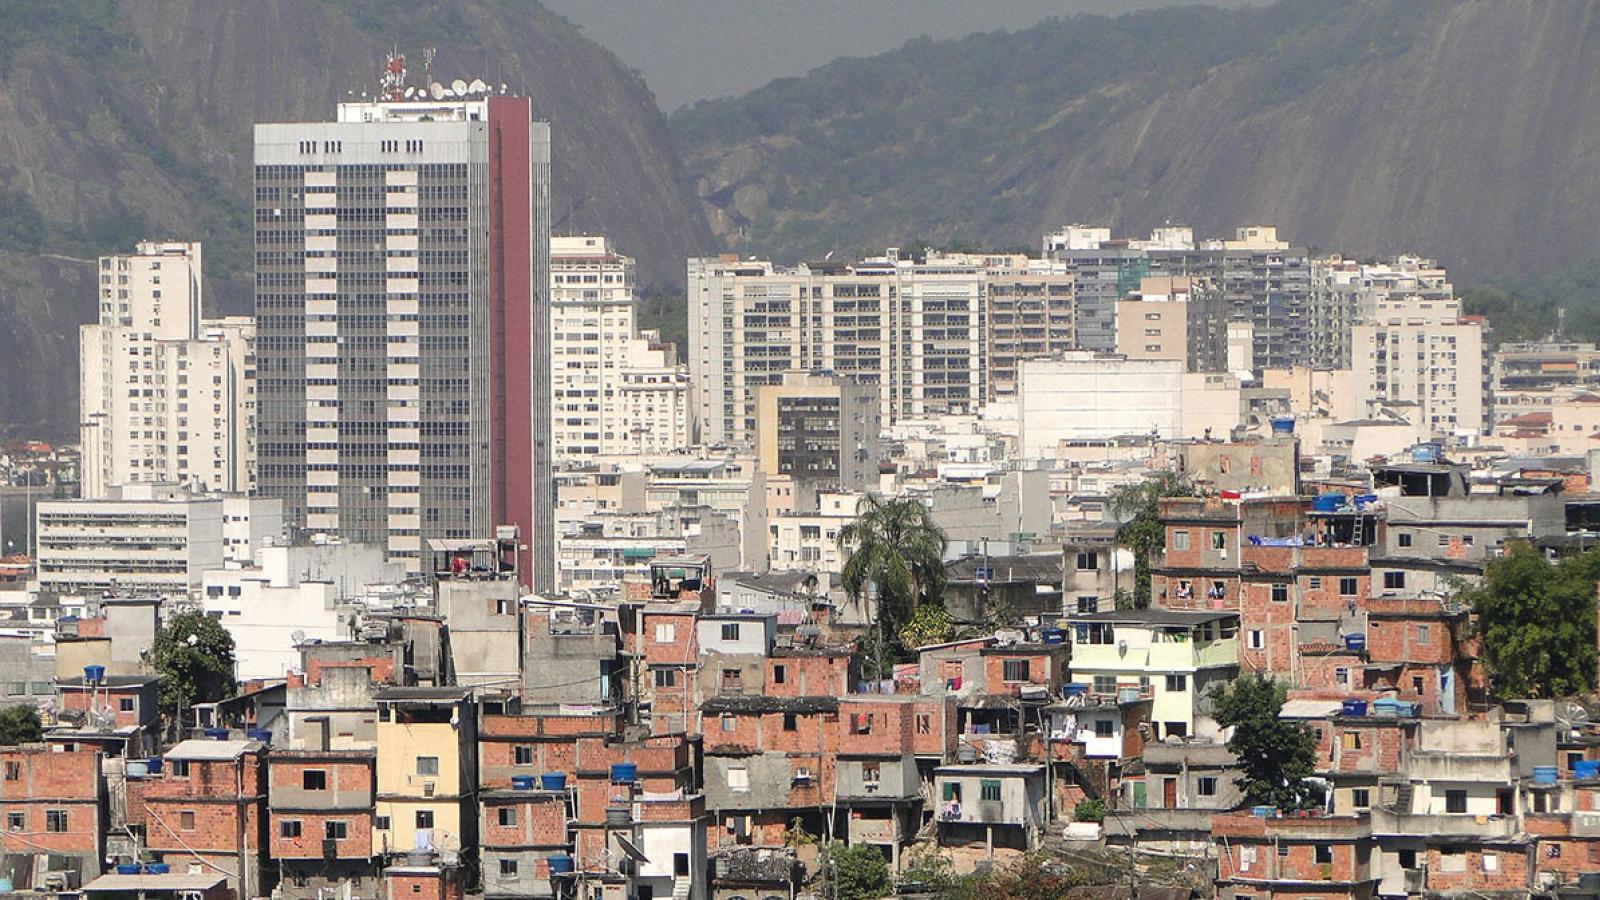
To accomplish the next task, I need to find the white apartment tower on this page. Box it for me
[254,71,554,586]
[79,241,256,499]
[551,235,692,457]
[1353,297,1485,439]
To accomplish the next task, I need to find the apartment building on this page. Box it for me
[1114,275,1193,364]
[268,750,379,898]
[1353,297,1486,439]
[130,739,270,899]
[0,745,104,889]
[688,248,1073,446]
[1310,254,1454,370]
[550,235,692,458]
[79,241,256,499]
[34,483,282,599]
[255,80,553,586]
[372,688,478,862]
[755,371,881,491]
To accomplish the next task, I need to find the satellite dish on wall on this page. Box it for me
[291,629,307,645]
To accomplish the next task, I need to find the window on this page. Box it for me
[1198,777,1217,797]
[416,756,439,776]
[1445,789,1467,814]
[303,770,327,791]
[1270,583,1289,603]
[3,762,18,781]
[1335,666,1350,687]
[1339,577,1358,596]
[120,698,135,712]
[728,767,750,792]
[1412,676,1425,695]
[1093,675,1118,694]
[280,820,302,838]
[499,859,519,879]
[862,761,881,784]
[375,816,390,831]
[1383,571,1406,590]
[1172,530,1190,551]
[44,810,67,833]
[1002,660,1031,683]
[720,623,740,641]
[1211,531,1227,550]
[1341,732,1362,751]
[1482,852,1499,873]
[1247,630,1264,650]
[721,668,743,690]
[498,807,517,826]
[1398,849,1417,869]
[1398,533,1413,548]
[852,713,873,734]
[773,664,786,684]
[1277,842,1290,857]
[654,669,677,688]
[1439,850,1466,872]
[1094,719,1115,738]
[514,746,534,766]
[1075,552,1098,571]
[1165,674,1187,692]
[675,853,690,877]
[1077,596,1098,613]
[325,821,348,840]
[1352,788,1370,809]
[980,779,1002,802]
[1308,576,1322,589]
[1416,624,1431,644]
[180,811,196,830]
[1315,845,1333,865]
[916,714,932,735]
[415,810,434,829]
[783,713,798,732]
[721,716,737,732]
[654,623,675,643]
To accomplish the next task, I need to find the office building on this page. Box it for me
[550,235,692,458]
[254,66,553,586]
[79,241,256,498]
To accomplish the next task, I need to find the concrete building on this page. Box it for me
[79,241,256,499]
[201,539,398,680]
[688,248,1074,446]
[556,506,743,599]
[255,76,554,586]
[34,484,282,599]
[1353,297,1486,440]
[267,750,379,898]
[1310,254,1454,370]
[132,739,270,899]
[426,531,521,687]
[373,687,478,861]
[1063,609,1239,741]
[755,371,881,491]
[1114,275,1192,364]
[1017,353,1184,454]
[550,235,692,458]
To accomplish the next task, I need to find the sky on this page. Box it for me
[542,0,1257,112]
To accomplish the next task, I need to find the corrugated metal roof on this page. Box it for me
[165,738,262,761]
[83,872,228,891]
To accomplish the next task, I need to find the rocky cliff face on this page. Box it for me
[0,0,711,440]
[673,0,1600,281]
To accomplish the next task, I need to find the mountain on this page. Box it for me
[671,0,1600,281]
[0,0,712,441]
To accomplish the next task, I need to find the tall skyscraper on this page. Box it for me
[79,241,256,498]
[254,63,552,587]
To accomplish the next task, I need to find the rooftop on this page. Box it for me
[165,739,263,761]
[374,686,473,702]
[702,695,839,715]
[1063,609,1239,626]
[83,873,228,892]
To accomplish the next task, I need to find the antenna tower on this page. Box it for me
[381,47,407,101]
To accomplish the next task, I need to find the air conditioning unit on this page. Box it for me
[422,781,436,797]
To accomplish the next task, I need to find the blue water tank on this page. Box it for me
[547,854,574,875]
[246,729,272,744]
[1344,634,1367,652]
[1251,805,1276,818]
[1063,683,1089,698]
[1534,765,1560,784]
[510,775,536,791]
[1371,698,1402,717]
[83,665,105,684]
[146,757,163,775]
[541,772,567,791]
[1412,443,1441,463]
[1270,416,1295,434]
[1574,760,1600,780]
[205,727,230,741]
[1312,493,1347,513]
[1341,699,1368,717]
[144,863,169,875]
[611,763,637,784]
[1353,494,1378,509]
[115,864,141,875]
[1040,628,1065,645]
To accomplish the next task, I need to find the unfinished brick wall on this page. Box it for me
[481,795,567,849]
[1425,845,1528,893]
[0,747,101,855]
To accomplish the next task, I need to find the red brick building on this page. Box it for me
[130,739,268,899]
[267,750,377,899]
[0,744,103,887]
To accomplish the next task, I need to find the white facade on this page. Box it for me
[201,540,397,680]
[551,235,692,458]
[1353,297,1486,440]
[79,242,256,499]
[555,506,743,598]
[1017,353,1185,456]
[34,483,281,599]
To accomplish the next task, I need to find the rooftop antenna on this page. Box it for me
[381,47,407,102]
[423,46,436,85]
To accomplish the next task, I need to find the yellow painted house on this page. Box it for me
[374,687,478,859]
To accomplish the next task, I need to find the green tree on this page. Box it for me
[1458,542,1599,699]
[898,602,957,650]
[1212,674,1317,810]
[1072,797,1106,822]
[839,495,948,647]
[0,706,42,745]
[152,611,237,723]
[898,846,957,893]
[1108,472,1193,608]
[823,842,890,900]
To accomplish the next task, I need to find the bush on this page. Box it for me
[1073,797,1106,823]
[824,842,891,900]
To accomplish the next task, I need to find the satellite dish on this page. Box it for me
[451,79,468,94]
[430,82,445,99]
[403,86,415,99]
[469,78,487,93]
[291,629,307,645]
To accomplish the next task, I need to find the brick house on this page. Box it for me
[268,750,377,899]
[1213,811,1377,899]
[0,744,103,888]
[131,739,269,899]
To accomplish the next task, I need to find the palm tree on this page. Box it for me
[837,495,948,639]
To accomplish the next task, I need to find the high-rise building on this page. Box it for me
[755,371,882,492]
[254,71,553,586]
[79,241,256,499]
[1114,276,1192,364]
[550,235,692,458]
[1353,297,1486,439]
[688,248,1073,446]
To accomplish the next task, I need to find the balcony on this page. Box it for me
[1369,808,1517,839]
